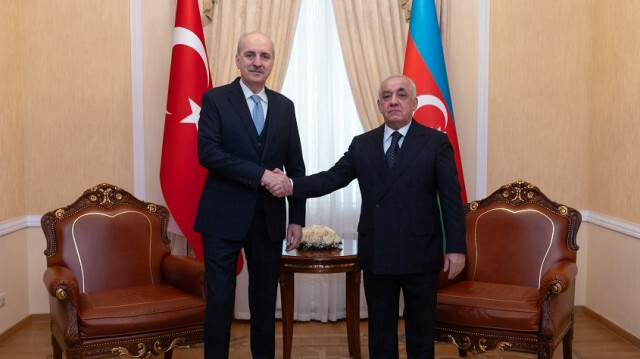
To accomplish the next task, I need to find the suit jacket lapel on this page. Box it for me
[363,125,388,182]
[261,88,277,160]
[378,121,429,199]
[228,78,260,153]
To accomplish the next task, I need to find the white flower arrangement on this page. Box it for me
[299,225,342,250]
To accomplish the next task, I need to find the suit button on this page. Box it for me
[375,204,380,208]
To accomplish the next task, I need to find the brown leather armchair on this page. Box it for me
[41,183,206,359]
[435,180,581,359]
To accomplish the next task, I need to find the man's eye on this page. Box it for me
[397,93,408,99]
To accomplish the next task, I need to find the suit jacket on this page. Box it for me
[292,121,465,274]
[194,78,306,241]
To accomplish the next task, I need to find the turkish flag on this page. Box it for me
[160,0,244,273]
[403,0,467,203]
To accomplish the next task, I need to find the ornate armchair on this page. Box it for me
[41,184,206,359]
[435,180,581,359]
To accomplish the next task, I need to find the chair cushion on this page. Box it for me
[78,284,206,338]
[437,281,541,332]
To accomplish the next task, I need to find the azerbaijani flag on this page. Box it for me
[403,0,467,203]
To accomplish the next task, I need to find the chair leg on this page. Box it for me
[457,348,468,357]
[538,342,552,359]
[51,334,63,359]
[563,324,574,359]
[164,348,174,359]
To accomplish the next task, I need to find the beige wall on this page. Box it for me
[488,0,592,207]
[586,1,640,334]
[584,2,640,332]
[589,1,640,223]
[447,1,479,201]
[20,1,134,214]
[0,230,30,334]
[0,1,134,219]
[585,223,640,336]
[0,1,25,220]
[489,0,640,224]
[0,0,135,333]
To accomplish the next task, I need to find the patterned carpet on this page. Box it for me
[173,333,579,358]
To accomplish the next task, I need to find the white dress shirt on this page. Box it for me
[383,121,411,153]
[239,80,268,122]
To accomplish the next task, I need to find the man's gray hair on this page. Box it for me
[378,74,417,99]
[236,31,275,58]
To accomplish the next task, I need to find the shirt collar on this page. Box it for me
[384,121,411,141]
[239,80,268,103]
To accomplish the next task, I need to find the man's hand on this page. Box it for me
[271,168,293,195]
[443,253,466,280]
[261,169,291,197]
[285,224,302,252]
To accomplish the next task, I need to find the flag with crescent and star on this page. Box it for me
[160,0,243,274]
[403,0,467,203]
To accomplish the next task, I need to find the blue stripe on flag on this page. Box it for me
[409,0,454,115]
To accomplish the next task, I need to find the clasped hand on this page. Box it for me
[261,168,291,197]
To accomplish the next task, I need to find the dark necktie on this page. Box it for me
[385,131,402,169]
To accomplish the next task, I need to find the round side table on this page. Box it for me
[279,240,361,359]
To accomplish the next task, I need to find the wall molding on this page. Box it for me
[0,215,41,236]
[580,210,640,240]
[2,211,638,240]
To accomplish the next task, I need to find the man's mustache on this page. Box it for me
[248,65,265,73]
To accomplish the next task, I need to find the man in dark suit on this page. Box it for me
[195,31,306,359]
[269,75,466,358]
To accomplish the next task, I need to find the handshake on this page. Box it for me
[261,168,292,198]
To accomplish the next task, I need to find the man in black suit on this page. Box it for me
[195,31,306,359]
[268,75,466,358]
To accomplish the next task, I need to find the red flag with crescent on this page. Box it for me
[403,0,467,203]
[160,0,244,273]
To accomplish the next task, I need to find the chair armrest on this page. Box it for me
[43,265,80,304]
[540,260,578,297]
[539,260,578,337]
[43,265,81,345]
[162,255,206,298]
